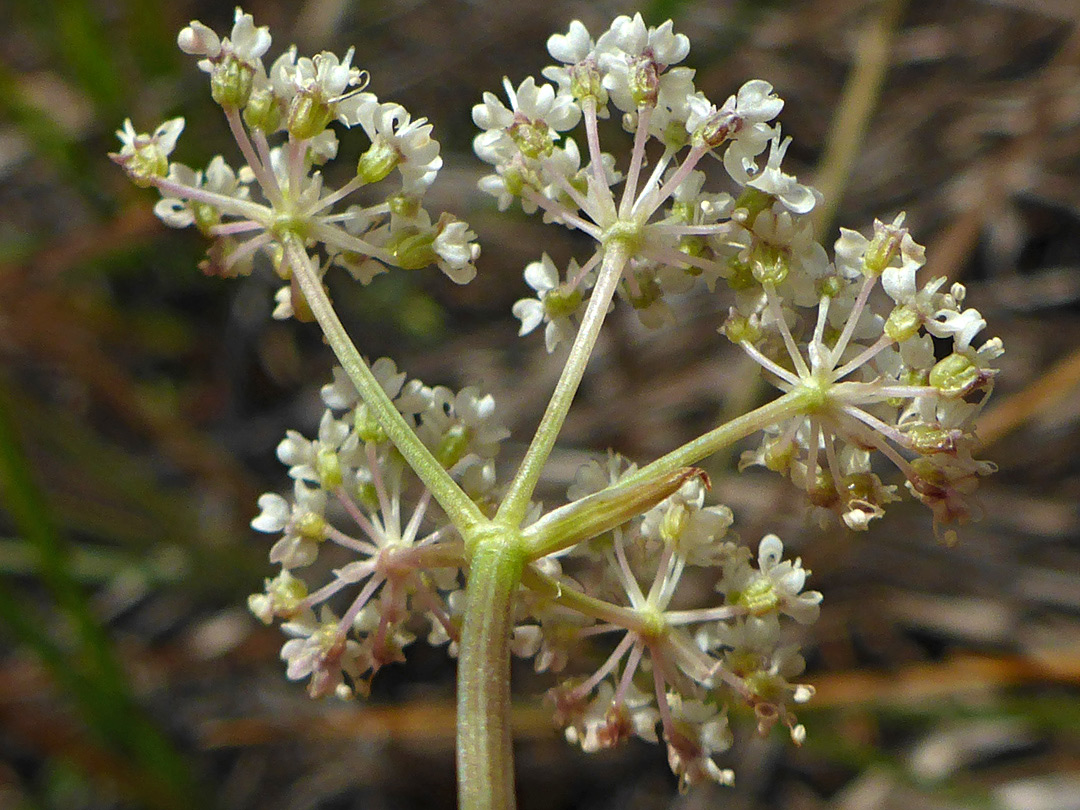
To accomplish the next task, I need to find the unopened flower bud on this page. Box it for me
[244,86,283,132]
[211,56,256,108]
[385,228,437,271]
[356,136,400,184]
[354,403,386,444]
[436,424,470,469]
[722,314,761,345]
[316,447,343,489]
[929,352,979,397]
[543,285,583,320]
[629,59,660,107]
[750,243,788,286]
[885,303,921,342]
[288,91,334,141]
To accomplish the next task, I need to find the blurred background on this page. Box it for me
[1,0,1079,808]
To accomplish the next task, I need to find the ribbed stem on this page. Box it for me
[497,244,629,525]
[457,533,525,810]
[621,390,808,487]
[283,234,485,534]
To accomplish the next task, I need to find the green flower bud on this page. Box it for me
[751,243,788,286]
[296,511,327,540]
[385,228,437,271]
[543,284,582,320]
[287,91,334,141]
[243,86,283,132]
[722,314,761,345]
[354,403,386,444]
[316,447,343,489]
[356,136,400,184]
[884,304,921,343]
[929,352,979,397]
[436,424,470,469]
[211,56,256,108]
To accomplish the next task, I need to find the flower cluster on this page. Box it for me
[729,214,1001,538]
[115,8,1004,799]
[484,14,1000,536]
[520,456,820,790]
[247,359,507,697]
[111,7,479,320]
[478,14,804,344]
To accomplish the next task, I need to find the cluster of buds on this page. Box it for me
[248,360,507,697]
[110,8,479,321]
[483,14,1000,536]
[521,457,819,790]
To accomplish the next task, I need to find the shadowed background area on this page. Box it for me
[1,0,1079,808]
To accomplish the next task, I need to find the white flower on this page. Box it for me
[663,694,734,791]
[254,480,329,569]
[433,216,480,284]
[640,478,735,566]
[547,20,594,65]
[110,118,185,187]
[511,254,588,353]
[756,535,821,624]
[351,101,443,193]
[153,155,250,229]
[320,359,406,411]
[276,410,351,484]
[248,569,308,624]
[179,8,271,67]
[280,608,363,698]
[746,130,817,214]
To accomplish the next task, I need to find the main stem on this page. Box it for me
[283,234,484,534]
[497,243,629,525]
[457,532,524,810]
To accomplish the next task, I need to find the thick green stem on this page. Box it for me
[622,390,808,487]
[497,244,629,526]
[457,532,525,810]
[283,234,484,533]
[521,466,701,560]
